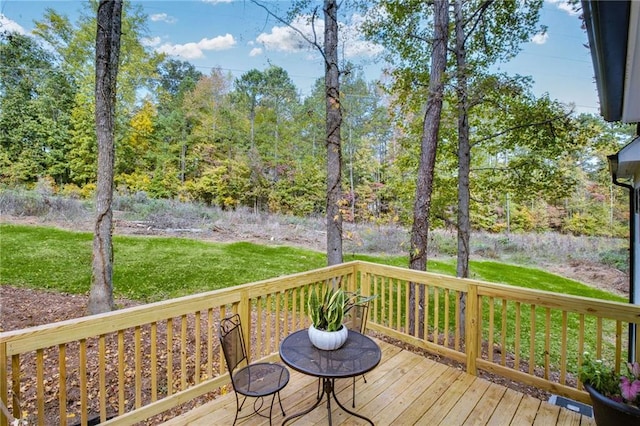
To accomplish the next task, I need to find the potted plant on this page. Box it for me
[579,351,640,426]
[307,285,349,350]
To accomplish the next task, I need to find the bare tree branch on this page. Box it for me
[471,110,574,147]
[250,0,329,67]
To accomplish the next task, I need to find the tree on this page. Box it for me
[33,1,162,192]
[260,65,299,169]
[407,0,449,336]
[451,0,544,281]
[182,68,245,178]
[152,59,203,197]
[233,65,298,173]
[0,32,74,185]
[251,0,345,265]
[234,69,265,149]
[88,0,122,315]
[363,0,450,334]
[324,0,344,265]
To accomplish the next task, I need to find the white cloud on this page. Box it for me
[546,0,580,16]
[256,15,315,53]
[0,14,26,34]
[155,34,236,59]
[150,13,177,24]
[531,32,549,45]
[255,13,382,59]
[141,36,162,47]
[340,13,384,57]
[249,47,263,57]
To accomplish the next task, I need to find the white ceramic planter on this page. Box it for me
[308,324,348,350]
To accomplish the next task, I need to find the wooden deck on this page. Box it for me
[162,339,595,426]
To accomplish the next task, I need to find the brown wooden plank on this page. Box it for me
[336,349,426,406]
[369,360,450,425]
[462,382,507,426]
[324,350,433,424]
[533,401,560,425]
[510,394,542,425]
[486,388,524,426]
[281,343,405,425]
[415,373,478,424]
[388,366,464,424]
[440,376,491,424]
[556,407,582,426]
[580,414,597,425]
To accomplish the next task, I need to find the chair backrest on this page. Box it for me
[345,301,369,334]
[219,314,248,374]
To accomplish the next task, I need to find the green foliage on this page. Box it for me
[268,160,325,215]
[599,248,629,272]
[578,351,640,407]
[0,32,74,185]
[308,285,346,331]
[0,4,634,238]
[579,352,619,396]
[563,212,601,236]
[186,158,251,209]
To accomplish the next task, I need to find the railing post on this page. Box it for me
[239,289,251,361]
[465,284,478,376]
[0,341,7,426]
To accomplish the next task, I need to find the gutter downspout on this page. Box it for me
[608,135,638,363]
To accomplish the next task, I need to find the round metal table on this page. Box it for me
[279,329,381,425]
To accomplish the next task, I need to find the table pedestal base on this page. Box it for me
[282,377,373,425]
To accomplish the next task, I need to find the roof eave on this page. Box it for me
[581,0,630,122]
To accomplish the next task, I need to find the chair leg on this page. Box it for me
[277,391,286,416]
[265,392,286,426]
[232,393,242,426]
[317,377,322,400]
[268,393,276,426]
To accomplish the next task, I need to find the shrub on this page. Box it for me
[0,189,89,220]
[599,248,629,273]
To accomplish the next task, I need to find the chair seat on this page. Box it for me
[233,362,289,398]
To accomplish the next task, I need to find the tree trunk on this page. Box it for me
[324,0,343,266]
[454,0,470,336]
[88,0,122,315]
[408,0,449,334]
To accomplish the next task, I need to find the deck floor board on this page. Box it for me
[162,339,595,426]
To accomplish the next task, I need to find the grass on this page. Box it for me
[1,224,625,305]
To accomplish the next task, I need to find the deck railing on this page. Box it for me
[2,261,639,425]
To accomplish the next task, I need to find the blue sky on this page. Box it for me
[1,0,599,115]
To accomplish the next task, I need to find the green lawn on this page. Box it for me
[0,224,625,303]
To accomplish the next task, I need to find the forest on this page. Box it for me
[0,1,636,239]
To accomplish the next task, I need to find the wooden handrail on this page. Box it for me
[1,260,639,425]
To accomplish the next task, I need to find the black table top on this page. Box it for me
[279,329,381,379]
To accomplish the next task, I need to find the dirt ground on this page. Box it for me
[0,215,628,423]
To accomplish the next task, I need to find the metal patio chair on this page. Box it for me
[344,299,370,407]
[219,314,289,425]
